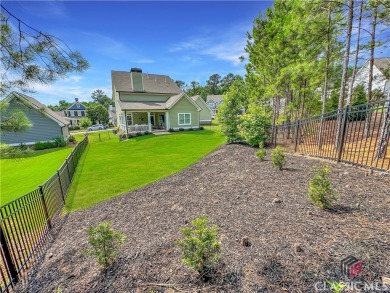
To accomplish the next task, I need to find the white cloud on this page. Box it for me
[128,59,155,64]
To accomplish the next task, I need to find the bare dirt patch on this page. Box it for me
[16,144,390,292]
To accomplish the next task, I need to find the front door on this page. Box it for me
[158,114,165,129]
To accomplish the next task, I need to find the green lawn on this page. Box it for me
[66,129,225,212]
[0,147,74,205]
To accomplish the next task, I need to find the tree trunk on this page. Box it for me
[346,0,364,106]
[335,0,354,149]
[318,6,333,150]
[364,2,378,138]
[375,97,390,160]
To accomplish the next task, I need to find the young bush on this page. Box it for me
[271,146,286,170]
[199,126,204,130]
[176,215,220,275]
[179,128,184,131]
[135,132,143,137]
[34,141,56,150]
[54,136,66,147]
[308,165,338,209]
[189,127,194,131]
[255,145,266,161]
[169,128,175,132]
[68,135,76,143]
[86,221,126,268]
[240,113,270,147]
[0,143,31,159]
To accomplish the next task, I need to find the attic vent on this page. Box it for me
[130,68,142,73]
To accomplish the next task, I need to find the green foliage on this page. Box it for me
[327,280,346,293]
[179,128,184,131]
[255,146,266,161]
[79,117,92,129]
[169,128,175,132]
[308,165,338,209]
[54,136,66,147]
[91,90,113,108]
[0,11,88,95]
[87,104,109,124]
[239,113,270,147]
[176,215,221,273]
[68,135,76,143]
[0,143,31,159]
[351,84,367,106]
[86,221,126,268]
[199,126,204,130]
[371,89,386,102]
[0,100,32,133]
[34,136,67,150]
[271,146,286,170]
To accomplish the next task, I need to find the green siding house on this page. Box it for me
[1,92,70,145]
[112,68,204,133]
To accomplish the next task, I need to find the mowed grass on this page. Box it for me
[0,147,74,205]
[66,130,225,212]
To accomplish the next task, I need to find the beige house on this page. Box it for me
[191,95,212,125]
[112,68,205,134]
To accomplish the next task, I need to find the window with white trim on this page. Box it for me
[178,113,191,125]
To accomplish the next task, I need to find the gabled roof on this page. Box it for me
[206,95,224,103]
[373,58,390,76]
[4,92,69,126]
[67,102,86,110]
[117,93,201,111]
[111,70,182,94]
[191,95,211,109]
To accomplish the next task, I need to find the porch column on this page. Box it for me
[166,111,170,130]
[147,112,152,132]
[125,110,128,136]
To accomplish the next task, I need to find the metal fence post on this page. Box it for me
[0,225,18,284]
[337,105,349,162]
[294,120,300,153]
[38,186,52,229]
[65,158,71,180]
[57,171,65,203]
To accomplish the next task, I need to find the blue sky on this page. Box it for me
[2,1,273,105]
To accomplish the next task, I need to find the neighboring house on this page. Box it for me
[64,98,87,126]
[191,95,212,125]
[352,57,390,96]
[108,105,117,126]
[1,92,70,146]
[112,68,202,133]
[206,95,224,117]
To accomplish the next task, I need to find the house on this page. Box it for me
[64,98,87,126]
[108,105,117,126]
[352,57,390,95]
[1,92,70,146]
[206,95,224,118]
[112,68,202,133]
[191,95,212,125]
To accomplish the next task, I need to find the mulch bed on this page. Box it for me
[16,144,390,292]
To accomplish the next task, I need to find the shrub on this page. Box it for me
[255,145,266,161]
[189,128,194,131]
[199,126,204,130]
[179,128,184,131]
[176,215,221,275]
[240,113,270,147]
[86,221,126,268]
[34,141,56,150]
[271,146,286,170]
[144,131,150,135]
[135,132,143,137]
[0,143,31,159]
[68,135,76,143]
[308,165,338,209]
[127,134,134,139]
[54,136,66,147]
[169,128,175,132]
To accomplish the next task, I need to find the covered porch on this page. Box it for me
[122,111,170,133]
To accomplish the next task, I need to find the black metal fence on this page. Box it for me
[270,99,390,171]
[0,136,88,292]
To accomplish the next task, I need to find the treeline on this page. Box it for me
[175,73,243,100]
[219,0,389,147]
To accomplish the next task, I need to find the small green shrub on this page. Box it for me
[189,128,194,131]
[34,141,56,150]
[308,165,338,209]
[144,131,150,135]
[255,146,266,161]
[271,146,286,170]
[54,136,66,147]
[127,134,134,139]
[169,128,175,132]
[199,126,204,130]
[327,280,346,293]
[176,215,220,274]
[86,221,126,268]
[68,135,76,143]
[0,143,31,159]
[136,132,143,137]
[179,128,184,131]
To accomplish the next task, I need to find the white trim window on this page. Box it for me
[178,113,191,125]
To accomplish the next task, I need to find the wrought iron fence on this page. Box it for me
[0,136,88,292]
[270,99,390,171]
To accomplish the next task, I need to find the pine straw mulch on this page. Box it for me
[15,144,390,293]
